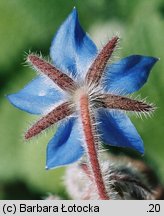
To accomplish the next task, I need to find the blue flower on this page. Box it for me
[7,8,158,169]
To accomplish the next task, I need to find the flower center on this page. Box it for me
[72,86,89,105]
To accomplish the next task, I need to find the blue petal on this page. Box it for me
[46,118,84,169]
[104,55,158,94]
[50,8,97,76]
[98,109,144,154]
[7,76,64,115]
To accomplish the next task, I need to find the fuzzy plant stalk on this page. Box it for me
[7,8,158,200]
[80,93,108,199]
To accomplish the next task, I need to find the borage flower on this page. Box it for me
[7,8,158,199]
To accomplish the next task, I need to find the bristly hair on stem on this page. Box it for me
[79,93,109,199]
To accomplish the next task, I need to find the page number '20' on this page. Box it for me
[147,204,160,212]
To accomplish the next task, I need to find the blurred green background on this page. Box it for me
[0,0,164,199]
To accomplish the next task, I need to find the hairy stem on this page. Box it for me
[79,94,109,200]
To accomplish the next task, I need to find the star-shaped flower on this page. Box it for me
[8,8,158,172]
